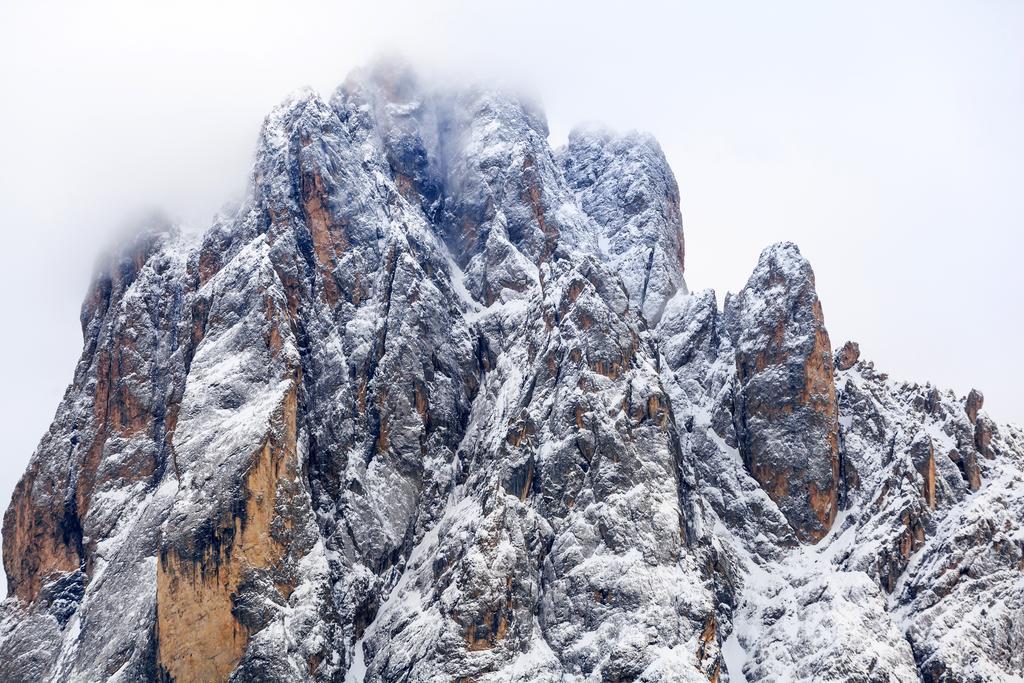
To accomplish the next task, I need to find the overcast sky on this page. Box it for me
[1,1,1022,590]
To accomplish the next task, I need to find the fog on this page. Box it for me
[1,1,1022,593]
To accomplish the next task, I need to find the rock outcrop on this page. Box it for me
[558,126,687,324]
[835,340,860,371]
[965,388,984,423]
[0,61,1022,683]
[724,243,840,543]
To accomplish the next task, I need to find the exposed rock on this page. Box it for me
[976,415,998,458]
[558,126,687,324]
[1,61,1023,683]
[947,446,982,492]
[835,340,860,371]
[965,388,984,423]
[909,433,937,510]
[724,242,840,543]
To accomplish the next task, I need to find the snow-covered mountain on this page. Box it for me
[2,60,1021,682]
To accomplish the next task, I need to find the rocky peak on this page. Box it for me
[966,387,984,423]
[2,63,1023,683]
[80,216,176,337]
[835,340,860,371]
[558,125,687,325]
[724,242,839,543]
[331,64,594,311]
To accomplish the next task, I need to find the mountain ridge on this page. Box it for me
[1,61,1021,682]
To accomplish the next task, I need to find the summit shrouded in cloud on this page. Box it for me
[1,60,1022,682]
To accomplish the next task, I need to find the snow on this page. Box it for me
[4,59,1024,683]
[443,248,482,315]
[344,638,366,683]
[721,628,749,683]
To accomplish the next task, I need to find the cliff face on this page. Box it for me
[1,61,1022,683]
[724,243,840,543]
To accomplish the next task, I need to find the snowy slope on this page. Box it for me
[1,60,1022,683]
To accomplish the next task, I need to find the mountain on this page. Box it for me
[1,60,1022,683]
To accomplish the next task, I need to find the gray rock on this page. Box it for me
[1,61,1023,683]
[723,242,840,543]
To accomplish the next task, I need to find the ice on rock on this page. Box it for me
[1,60,1023,683]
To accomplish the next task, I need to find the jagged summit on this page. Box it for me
[1,62,1022,683]
[559,125,687,324]
[724,241,839,543]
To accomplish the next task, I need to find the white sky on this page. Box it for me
[0,1,1021,591]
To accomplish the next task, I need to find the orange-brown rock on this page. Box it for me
[3,225,190,605]
[976,415,997,458]
[965,388,984,424]
[881,509,927,593]
[835,340,860,371]
[156,381,300,682]
[948,447,982,492]
[301,166,348,307]
[725,243,840,543]
[2,471,82,603]
[696,614,718,668]
[910,435,937,510]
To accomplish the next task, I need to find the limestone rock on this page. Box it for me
[1,61,1023,683]
[966,388,984,424]
[835,340,860,371]
[724,242,840,543]
[558,126,687,324]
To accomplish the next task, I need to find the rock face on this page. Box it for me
[966,388,984,424]
[835,340,860,371]
[1,61,1023,683]
[558,126,687,324]
[724,243,840,543]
